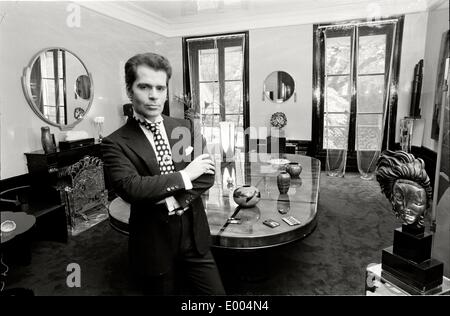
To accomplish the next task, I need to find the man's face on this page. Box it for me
[129,65,167,121]
[391,179,427,225]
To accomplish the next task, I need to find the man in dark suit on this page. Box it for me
[101,53,225,295]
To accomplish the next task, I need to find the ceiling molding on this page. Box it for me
[77,1,170,36]
[77,0,437,38]
[426,0,449,10]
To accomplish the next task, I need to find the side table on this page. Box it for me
[1,212,36,263]
[1,212,36,295]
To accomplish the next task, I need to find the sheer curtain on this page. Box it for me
[320,19,399,178]
[322,26,353,177]
[355,21,397,180]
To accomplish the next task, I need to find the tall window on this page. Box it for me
[312,17,403,170]
[183,32,249,152]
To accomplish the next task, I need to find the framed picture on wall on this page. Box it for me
[431,30,449,140]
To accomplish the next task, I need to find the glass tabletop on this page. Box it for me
[204,153,321,249]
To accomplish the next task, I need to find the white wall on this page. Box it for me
[0,2,181,179]
[249,24,313,141]
[396,12,428,143]
[1,2,447,179]
[248,13,433,145]
[420,8,449,151]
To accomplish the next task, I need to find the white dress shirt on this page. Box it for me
[134,113,193,212]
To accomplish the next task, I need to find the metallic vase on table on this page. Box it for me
[277,171,291,194]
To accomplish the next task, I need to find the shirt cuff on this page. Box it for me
[179,171,193,190]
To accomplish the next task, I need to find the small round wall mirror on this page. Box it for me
[22,47,94,130]
[263,71,295,103]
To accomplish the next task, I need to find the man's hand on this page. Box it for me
[182,154,215,181]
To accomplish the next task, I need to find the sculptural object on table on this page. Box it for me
[233,185,261,208]
[376,150,432,228]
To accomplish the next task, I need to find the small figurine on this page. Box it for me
[375,150,432,228]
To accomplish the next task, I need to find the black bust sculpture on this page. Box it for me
[376,150,432,229]
[375,150,443,294]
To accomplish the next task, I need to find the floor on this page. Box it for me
[3,172,402,296]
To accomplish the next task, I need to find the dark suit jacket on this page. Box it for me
[101,115,214,276]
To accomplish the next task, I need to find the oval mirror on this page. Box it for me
[22,47,94,130]
[263,71,295,103]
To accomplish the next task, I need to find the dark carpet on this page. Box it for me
[3,172,397,296]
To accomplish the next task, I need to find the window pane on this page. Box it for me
[225,46,242,80]
[199,49,218,81]
[323,126,349,150]
[357,75,385,113]
[356,114,383,150]
[58,50,64,78]
[326,76,351,112]
[199,82,220,114]
[42,79,55,105]
[225,114,243,128]
[325,113,349,127]
[59,106,66,124]
[224,82,242,114]
[326,36,351,75]
[44,51,55,78]
[202,114,220,127]
[358,34,386,74]
[59,79,64,105]
[45,105,56,118]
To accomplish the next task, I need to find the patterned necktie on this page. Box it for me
[137,119,175,174]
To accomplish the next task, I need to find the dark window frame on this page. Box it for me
[182,31,250,152]
[312,16,404,171]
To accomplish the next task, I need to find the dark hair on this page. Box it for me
[124,53,172,92]
[375,150,433,208]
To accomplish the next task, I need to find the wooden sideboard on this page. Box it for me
[24,142,108,236]
[25,143,102,189]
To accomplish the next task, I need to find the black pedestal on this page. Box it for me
[382,247,443,292]
[393,228,432,263]
[382,225,444,294]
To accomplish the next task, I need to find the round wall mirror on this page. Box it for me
[22,47,94,130]
[263,71,295,103]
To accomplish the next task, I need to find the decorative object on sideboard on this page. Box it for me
[40,126,56,154]
[22,47,94,130]
[286,162,302,178]
[93,116,104,142]
[233,185,260,208]
[277,171,291,194]
[270,111,287,129]
[375,150,444,294]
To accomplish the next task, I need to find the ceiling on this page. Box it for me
[78,0,449,37]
